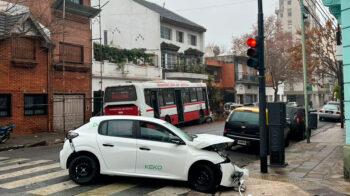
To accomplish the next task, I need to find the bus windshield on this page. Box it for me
[105,86,137,102]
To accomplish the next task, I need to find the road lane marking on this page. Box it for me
[76,183,136,196]
[0,160,50,172]
[0,163,59,180]
[27,180,79,196]
[0,158,29,166]
[0,157,9,161]
[0,170,68,189]
[147,186,191,196]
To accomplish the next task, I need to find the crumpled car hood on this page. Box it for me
[189,134,234,149]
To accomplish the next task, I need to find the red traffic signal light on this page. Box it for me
[247,38,257,48]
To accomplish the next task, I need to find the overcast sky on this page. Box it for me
[147,0,278,50]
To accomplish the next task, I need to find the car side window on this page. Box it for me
[99,120,134,138]
[139,121,176,143]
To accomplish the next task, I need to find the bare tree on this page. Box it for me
[288,20,338,87]
[232,16,295,102]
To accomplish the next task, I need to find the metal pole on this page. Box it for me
[339,61,344,128]
[299,0,310,143]
[99,0,104,116]
[337,24,344,129]
[258,0,267,173]
[62,0,66,133]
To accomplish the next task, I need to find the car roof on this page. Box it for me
[90,115,167,124]
[234,107,259,113]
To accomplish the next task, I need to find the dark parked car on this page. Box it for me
[286,106,306,140]
[223,107,290,147]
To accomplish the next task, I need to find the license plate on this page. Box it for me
[326,111,332,114]
[237,140,247,145]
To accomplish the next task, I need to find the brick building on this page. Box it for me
[206,55,259,104]
[0,0,99,135]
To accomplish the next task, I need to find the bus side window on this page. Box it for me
[158,89,165,107]
[164,89,175,105]
[144,89,152,107]
[197,88,204,102]
[182,88,190,104]
[190,88,198,102]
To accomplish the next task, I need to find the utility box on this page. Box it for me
[309,112,318,129]
[268,102,287,167]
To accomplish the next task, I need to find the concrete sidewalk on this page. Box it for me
[245,123,349,195]
[0,131,65,151]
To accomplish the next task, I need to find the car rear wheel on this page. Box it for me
[189,164,218,193]
[69,155,99,185]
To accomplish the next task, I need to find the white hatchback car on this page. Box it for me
[60,116,248,193]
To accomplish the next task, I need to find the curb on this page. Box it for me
[0,138,65,152]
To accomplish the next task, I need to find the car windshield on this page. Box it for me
[163,122,193,141]
[323,105,339,110]
[229,111,259,125]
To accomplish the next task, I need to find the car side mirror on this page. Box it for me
[170,138,185,145]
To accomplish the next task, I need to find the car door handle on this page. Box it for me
[103,144,114,147]
[139,147,151,151]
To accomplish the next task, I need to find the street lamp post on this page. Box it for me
[299,0,310,143]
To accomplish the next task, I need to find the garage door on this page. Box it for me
[53,95,84,131]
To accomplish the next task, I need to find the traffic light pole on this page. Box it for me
[299,0,310,143]
[257,0,268,173]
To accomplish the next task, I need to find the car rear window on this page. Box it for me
[323,105,338,110]
[105,86,137,102]
[229,111,259,125]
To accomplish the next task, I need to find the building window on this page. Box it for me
[68,0,83,4]
[12,37,36,60]
[188,34,197,46]
[287,0,291,5]
[176,31,184,43]
[280,13,283,18]
[104,30,108,45]
[24,94,48,116]
[162,52,178,69]
[288,8,292,17]
[60,42,84,64]
[161,26,172,40]
[0,95,11,117]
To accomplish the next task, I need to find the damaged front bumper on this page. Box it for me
[219,162,249,189]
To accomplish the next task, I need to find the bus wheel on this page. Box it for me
[165,116,172,124]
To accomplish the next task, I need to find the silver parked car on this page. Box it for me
[319,104,340,121]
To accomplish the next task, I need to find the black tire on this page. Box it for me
[165,116,171,124]
[189,164,218,193]
[319,117,323,121]
[69,155,99,185]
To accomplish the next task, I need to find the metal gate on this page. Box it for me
[53,95,84,131]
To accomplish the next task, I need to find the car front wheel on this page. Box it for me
[69,155,99,185]
[189,164,219,193]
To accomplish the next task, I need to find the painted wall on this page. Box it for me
[91,0,162,62]
[341,0,350,144]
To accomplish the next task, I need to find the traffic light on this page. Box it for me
[246,38,259,70]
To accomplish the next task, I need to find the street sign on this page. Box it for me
[307,86,312,91]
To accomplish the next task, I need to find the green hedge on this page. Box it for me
[94,43,154,65]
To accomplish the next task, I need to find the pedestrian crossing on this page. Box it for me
[0,156,195,196]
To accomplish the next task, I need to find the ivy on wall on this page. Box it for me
[93,43,155,66]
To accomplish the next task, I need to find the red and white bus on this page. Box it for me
[103,81,211,125]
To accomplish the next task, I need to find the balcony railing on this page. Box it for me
[165,64,207,75]
[236,74,259,83]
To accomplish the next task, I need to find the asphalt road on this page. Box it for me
[0,119,334,196]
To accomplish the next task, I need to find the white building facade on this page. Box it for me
[91,0,208,114]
